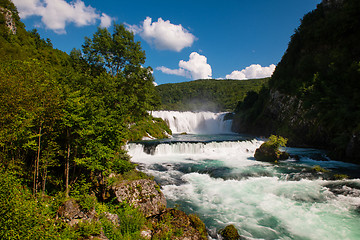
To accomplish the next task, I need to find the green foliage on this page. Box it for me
[101,202,146,239]
[0,169,59,239]
[156,78,268,112]
[76,220,102,238]
[312,165,329,173]
[111,151,136,174]
[0,6,165,195]
[271,0,360,155]
[189,214,207,239]
[266,135,288,149]
[234,0,360,162]
[70,177,97,211]
[82,24,145,76]
[127,117,172,141]
[333,174,348,180]
[0,3,205,239]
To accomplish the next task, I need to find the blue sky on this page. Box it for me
[13,0,321,85]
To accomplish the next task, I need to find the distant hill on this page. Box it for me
[232,0,360,162]
[155,78,268,112]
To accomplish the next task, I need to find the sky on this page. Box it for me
[12,0,321,85]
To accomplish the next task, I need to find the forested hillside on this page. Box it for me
[156,78,268,112]
[0,1,208,239]
[232,0,360,163]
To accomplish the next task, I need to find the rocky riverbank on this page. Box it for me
[57,176,208,240]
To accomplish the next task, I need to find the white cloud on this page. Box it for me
[100,13,112,28]
[13,0,112,34]
[128,17,196,52]
[226,64,276,80]
[156,66,188,78]
[225,70,246,80]
[156,52,212,80]
[125,23,141,34]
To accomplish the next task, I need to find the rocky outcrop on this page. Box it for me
[232,89,329,148]
[110,179,166,217]
[0,7,16,34]
[57,179,208,239]
[57,199,97,227]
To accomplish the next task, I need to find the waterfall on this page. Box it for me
[127,140,263,158]
[151,111,233,134]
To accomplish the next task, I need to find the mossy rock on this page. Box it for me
[254,142,289,162]
[279,151,290,160]
[219,225,241,240]
[254,144,278,162]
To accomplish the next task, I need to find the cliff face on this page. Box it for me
[0,7,16,34]
[233,0,360,162]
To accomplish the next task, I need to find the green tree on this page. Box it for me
[0,60,63,194]
[82,24,145,76]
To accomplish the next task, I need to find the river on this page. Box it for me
[127,111,360,239]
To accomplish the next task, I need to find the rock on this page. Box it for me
[254,142,289,162]
[140,227,152,240]
[86,233,108,240]
[150,209,208,240]
[219,225,241,240]
[279,151,290,160]
[254,143,278,162]
[57,199,97,226]
[0,7,17,34]
[103,212,119,226]
[57,199,84,222]
[110,179,166,217]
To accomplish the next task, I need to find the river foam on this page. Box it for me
[128,137,360,239]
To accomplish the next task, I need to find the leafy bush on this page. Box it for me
[266,135,288,149]
[101,202,146,239]
[0,170,59,239]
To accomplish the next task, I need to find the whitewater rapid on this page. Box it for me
[128,139,360,239]
[128,111,360,239]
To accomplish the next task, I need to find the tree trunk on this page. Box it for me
[42,159,47,195]
[33,123,42,195]
[65,128,70,198]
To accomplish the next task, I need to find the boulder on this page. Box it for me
[57,199,96,226]
[254,143,289,162]
[219,225,241,240]
[110,179,166,217]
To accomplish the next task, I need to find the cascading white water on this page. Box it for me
[151,111,233,134]
[127,136,360,240]
[127,140,263,158]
